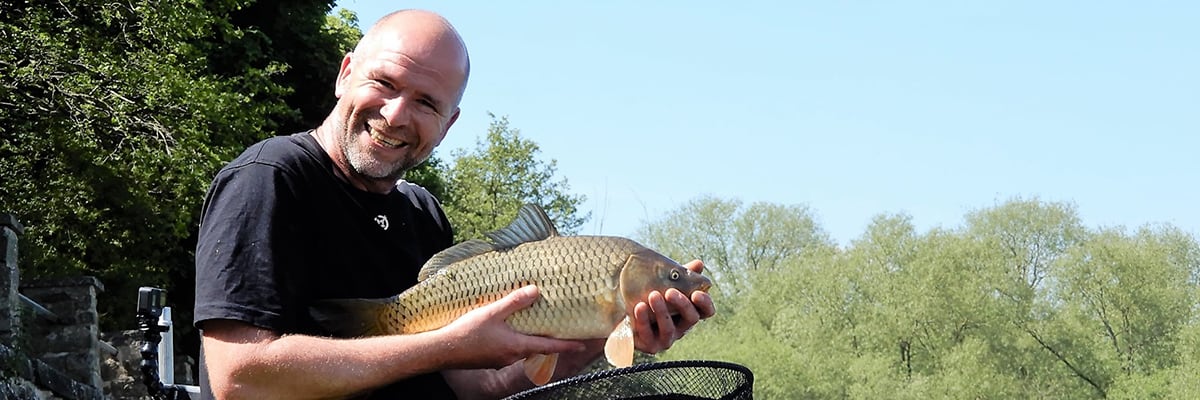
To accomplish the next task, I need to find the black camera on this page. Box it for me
[137,287,167,319]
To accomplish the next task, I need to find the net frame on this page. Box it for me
[504,360,753,400]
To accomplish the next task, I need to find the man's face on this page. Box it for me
[331,29,465,183]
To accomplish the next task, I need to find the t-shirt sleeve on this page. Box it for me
[193,160,298,331]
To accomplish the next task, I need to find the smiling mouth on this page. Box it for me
[367,123,407,149]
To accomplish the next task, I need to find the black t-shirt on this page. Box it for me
[193,132,457,399]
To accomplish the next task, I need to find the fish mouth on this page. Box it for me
[366,121,408,149]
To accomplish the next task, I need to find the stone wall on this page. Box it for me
[22,277,106,389]
[0,213,198,399]
[1,214,22,350]
[1,214,105,399]
[1,342,106,400]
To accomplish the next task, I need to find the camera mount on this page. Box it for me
[137,287,197,400]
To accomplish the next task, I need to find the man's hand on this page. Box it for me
[438,285,586,370]
[631,259,717,354]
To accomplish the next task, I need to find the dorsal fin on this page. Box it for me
[484,204,559,248]
[417,204,559,282]
[418,239,495,281]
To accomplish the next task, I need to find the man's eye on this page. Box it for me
[374,79,394,89]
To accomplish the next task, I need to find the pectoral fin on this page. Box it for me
[523,353,558,386]
[604,316,635,368]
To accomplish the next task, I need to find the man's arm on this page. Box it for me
[202,286,585,400]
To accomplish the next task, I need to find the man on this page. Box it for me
[194,9,714,400]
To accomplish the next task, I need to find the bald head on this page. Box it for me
[354,10,471,106]
[317,9,471,193]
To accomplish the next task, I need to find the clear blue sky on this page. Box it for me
[337,0,1198,245]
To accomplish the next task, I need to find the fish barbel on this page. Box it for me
[311,203,712,385]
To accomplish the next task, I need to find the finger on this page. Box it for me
[488,285,540,318]
[648,290,675,349]
[665,289,700,338]
[632,301,657,351]
[691,291,716,319]
[684,259,705,274]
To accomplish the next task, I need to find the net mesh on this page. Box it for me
[504,360,753,400]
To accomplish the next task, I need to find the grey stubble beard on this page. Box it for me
[337,107,414,183]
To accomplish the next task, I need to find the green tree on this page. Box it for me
[1056,225,1199,397]
[960,198,1098,398]
[404,156,450,202]
[199,0,348,133]
[325,8,363,56]
[645,195,839,397]
[636,195,833,310]
[0,0,271,327]
[441,114,588,242]
[655,196,1200,399]
[0,0,361,336]
[963,197,1087,305]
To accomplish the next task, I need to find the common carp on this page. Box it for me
[311,203,712,385]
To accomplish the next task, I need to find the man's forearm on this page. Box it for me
[204,325,450,399]
[203,287,594,399]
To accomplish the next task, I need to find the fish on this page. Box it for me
[310,203,712,386]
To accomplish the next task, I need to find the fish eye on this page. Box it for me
[670,270,680,281]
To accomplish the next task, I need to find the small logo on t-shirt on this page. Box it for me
[374,215,389,230]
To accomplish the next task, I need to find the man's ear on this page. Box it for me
[334,53,354,98]
[434,107,461,147]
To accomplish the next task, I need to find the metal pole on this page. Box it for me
[158,306,175,385]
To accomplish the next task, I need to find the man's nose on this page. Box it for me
[379,96,412,128]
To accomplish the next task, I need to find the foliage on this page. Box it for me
[0,0,267,329]
[441,114,588,242]
[637,195,834,316]
[403,156,451,202]
[0,0,358,335]
[324,8,362,56]
[653,195,1200,399]
[199,0,347,133]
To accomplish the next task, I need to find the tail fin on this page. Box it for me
[309,297,396,337]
